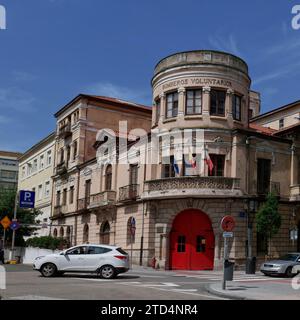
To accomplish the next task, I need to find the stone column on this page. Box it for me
[178,87,186,117]
[202,86,211,117]
[159,93,166,123]
[226,88,234,120]
[291,145,298,186]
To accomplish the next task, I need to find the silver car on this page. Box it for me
[260,253,300,277]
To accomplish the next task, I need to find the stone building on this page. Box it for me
[0,150,22,190]
[50,51,300,270]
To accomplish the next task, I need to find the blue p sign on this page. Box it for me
[19,190,35,208]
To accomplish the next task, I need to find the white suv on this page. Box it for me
[33,244,129,279]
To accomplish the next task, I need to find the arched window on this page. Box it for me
[66,226,71,245]
[127,217,136,245]
[73,141,78,160]
[59,227,64,238]
[100,221,110,245]
[105,165,112,191]
[53,228,58,238]
[60,148,64,164]
[83,224,89,243]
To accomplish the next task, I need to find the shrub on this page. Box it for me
[26,236,68,250]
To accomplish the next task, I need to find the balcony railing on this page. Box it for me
[53,205,68,216]
[89,191,117,209]
[119,184,139,202]
[257,181,280,196]
[56,161,68,175]
[58,123,72,138]
[142,176,241,199]
[77,198,90,211]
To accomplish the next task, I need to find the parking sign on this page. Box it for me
[19,190,35,208]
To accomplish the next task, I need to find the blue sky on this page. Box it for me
[0,0,300,152]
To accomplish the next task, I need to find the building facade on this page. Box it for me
[0,150,22,190]
[49,50,300,271]
[18,133,55,236]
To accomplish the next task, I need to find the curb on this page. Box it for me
[205,283,249,300]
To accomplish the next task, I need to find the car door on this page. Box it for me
[60,246,89,271]
[85,246,112,271]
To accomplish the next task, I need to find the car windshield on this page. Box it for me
[279,254,299,261]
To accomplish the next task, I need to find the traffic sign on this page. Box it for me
[221,215,236,232]
[0,216,11,229]
[10,219,20,231]
[19,190,35,208]
[223,232,234,238]
[130,217,136,236]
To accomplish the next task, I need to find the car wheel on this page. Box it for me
[285,266,293,278]
[100,265,116,279]
[40,263,57,278]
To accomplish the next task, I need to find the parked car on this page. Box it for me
[33,244,129,279]
[260,252,300,277]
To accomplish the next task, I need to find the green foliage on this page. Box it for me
[0,188,41,246]
[26,236,68,250]
[256,193,281,254]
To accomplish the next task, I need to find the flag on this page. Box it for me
[172,156,180,175]
[204,147,214,175]
[188,148,197,169]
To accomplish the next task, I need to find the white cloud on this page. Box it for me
[208,34,241,56]
[0,87,36,112]
[12,71,37,82]
[83,82,151,105]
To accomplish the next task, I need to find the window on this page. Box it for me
[33,159,38,172]
[22,166,26,178]
[0,170,17,179]
[210,90,225,116]
[249,108,253,119]
[279,118,284,129]
[38,184,43,200]
[166,92,178,118]
[163,155,176,178]
[59,148,64,164]
[45,181,50,197]
[56,191,61,206]
[105,165,112,191]
[62,188,67,205]
[69,186,74,204]
[67,246,88,255]
[27,163,32,175]
[39,154,44,170]
[257,232,268,255]
[85,180,91,206]
[87,246,112,254]
[66,145,71,163]
[129,164,138,185]
[257,159,271,194]
[232,94,242,121]
[208,154,225,176]
[177,235,186,253]
[83,224,89,243]
[53,228,58,238]
[196,236,206,252]
[155,98,161,124]
[100,221,111,245]
[73,141,78,160]
[186,89,202,115]
[46,150,52,166]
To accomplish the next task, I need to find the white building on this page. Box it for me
[18,133,55,237]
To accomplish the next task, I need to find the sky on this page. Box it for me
[0,0,300,152]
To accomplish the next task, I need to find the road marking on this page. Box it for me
[8,295,65,300]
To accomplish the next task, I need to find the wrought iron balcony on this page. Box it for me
[142,176,241,200]
[56,161,68,175]
[58,123,72,138]
[77,197,90,212]
[119,184,139,202]
[53,205,68,216]
[88,191,117,209]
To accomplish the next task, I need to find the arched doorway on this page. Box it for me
[169,209,215,270]
[100,221,110,244]
[53,228,58,238]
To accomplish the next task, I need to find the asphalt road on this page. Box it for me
[0,264,227,300]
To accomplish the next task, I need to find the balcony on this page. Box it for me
[142,176,242,200]
[56,161,68,175]
[119,184,139,202]
[257,181,280,197]
[290,185,300,201]
[53,205,68,217]
[77,198,90,212]
[88,191,117,209]
[58,123,72,138]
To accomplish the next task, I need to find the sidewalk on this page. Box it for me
[208,280,300,300]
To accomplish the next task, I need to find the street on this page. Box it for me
[0,264,299,300]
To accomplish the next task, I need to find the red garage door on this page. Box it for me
[169,209,215,270]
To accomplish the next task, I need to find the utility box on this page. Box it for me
[246,257,256,274]
[224,260,234,281]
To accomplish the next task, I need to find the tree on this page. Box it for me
[256,192,281,257]
[0,188,41,246]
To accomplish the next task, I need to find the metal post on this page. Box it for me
[222,237,228,290]
[130,235,133,270]
[9,191,18,261]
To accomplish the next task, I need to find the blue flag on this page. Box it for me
[172,157,180,175]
